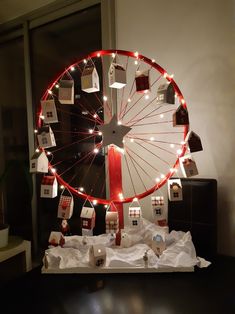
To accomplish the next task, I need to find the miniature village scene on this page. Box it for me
[30,50,208,272]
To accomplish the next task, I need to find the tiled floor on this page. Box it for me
[0,256,234,314]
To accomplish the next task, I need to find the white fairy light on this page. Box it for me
[51,168,56,173]
[93,114,98,118]
[103,95,108,101]
[94,148,99,154]
[150,137,154,141]
[145,94,149,100]
[160,174,165,179]
[104,204,108,209]
[34,129,38,133]
[170,144,175,148]
[134,60,138,65]
[112,53,116,58]
[35,148,40,153]
[40,115,45,120]
[181,99,185,104]
[55,84,59,88]
[134,51,139,58]
[60,185,65,189]
[170,168,175,173]
[89,129,93,134]
[98,131,102,136]
[163,72,168,78]
[79,187,84,192]
[133,197,138,202]
[70,66,75,71]
[152,59,155,63]
[97,53,101,57]
[160,114,164,119]
[83,59,87,64]
[119,193,124,200]
[128,98,131,102]
[155,177,160,183]
[47,151,51,156]
[170,74,174,78]
[130,138,134,143]
[177,149,182,155]
[93,199,98,205]
[180,141,186,145]
[48,90,53,94]
[117,121,122,125]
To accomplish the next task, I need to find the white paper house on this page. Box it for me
[168,178,183,201]
[41,99,58,123]
[48,231,65,246]
[40,176,58,198]
[135,70,150,93]
[89,244,106,267]
[58,80,74,104]
[185,131,203,153]
[57,195,74,219]
[37,125,56,148]
[30,151,48,173]
[105,211,119,234]
[151,196,168,227]
[151,234,166,256]
[80,206,96,231]
[156,83,175,105]
[108,63,126,89]
[81,66,100,93]
[128,206,142,228]
[180,154,199,177]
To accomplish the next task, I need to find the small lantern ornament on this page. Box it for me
[80,201,96,236]
[37,125,56,148]
[30,151,48,173]
[89,244,106,267]
[40,175,58,198]
[57,189,74,220]
[156,83,175,105]
[151,196,167,226]
[105,210,119,234]
[108,63,126,89]
[185,131,203,153]
[135,70,150,93]
[58,79,74,104]
[81,66,100,93]
[168,178,183,201]
[180,154,199,177]
[173,105,189,126]
[41,99,58,123]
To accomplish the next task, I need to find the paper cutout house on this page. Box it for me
[81,66,100,93]
[156,83,175,105]
[129,206,142,228]
[180,154,199,177]
[168,178,183,201]
[135,70,150,93]
[80,206,96,235]
[108,63,126,89]
[30,151,48,173]
[48,231,65,247]
[41,99,58,123]
[105,211,119,234]
[89,244,106,267]
[173,105,189,126]
[40,176,58,198]
[151,196,167,226]
[37,125,56,148]
[151,234,166,256]
[57,195,74,219]
[185,131,203,153]
[58,80,74,104]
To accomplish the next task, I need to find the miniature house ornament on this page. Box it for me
[156,83,175,105]
[185,131,203,153]
[80,205,96,236]
[108,63,126,89]
[173,105,189,126]
[168,178,183,201]
[128,203,142,228]
[105,211,119,234]
[37,125,56,148]
[58,79,74,104]
[151,196,167,226]
[180,154,199,177]
[81,66,100,93]
[30,151,48,173]
[40,175,58,198]
[41,99,58,124]
[48,231,65,247]
[151,234,166,256]
[89,244,106,267]
[135,69,150,93]
[57,191,74,220]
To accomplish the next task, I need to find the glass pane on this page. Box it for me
[0,37,31,239]
[30,5,102,246]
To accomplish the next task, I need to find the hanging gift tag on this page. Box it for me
[57,189,74,219]
[168,178,183,201]
[40,175,58,198]
[37,125,56,148]
[81,65,100,93]
[108,63,126,89]
[156,82,175,105]
[41,99,58,123]
[30,151,48,173]
[128,199,142,228]
[58,79,74,104]
[180,154,199,177]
